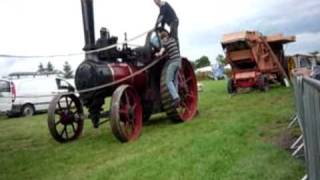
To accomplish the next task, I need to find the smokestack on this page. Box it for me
[81,0,96,51]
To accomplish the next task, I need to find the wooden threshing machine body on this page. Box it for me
[222,31,295,92]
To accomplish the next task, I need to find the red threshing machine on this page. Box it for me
[47,0,198,143]
[221,31,295,93]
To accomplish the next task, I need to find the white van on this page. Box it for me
[0,77,75,117]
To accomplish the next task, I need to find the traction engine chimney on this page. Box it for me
[81,0,96,51]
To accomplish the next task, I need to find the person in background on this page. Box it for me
[311,66,320,80]
[154,0,179,42]
[292,66,320,81]
[96,27,110,47]
[95,27,110,61]
[95,27,118,62]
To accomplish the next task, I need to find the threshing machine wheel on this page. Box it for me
[258,75,270,92]
[227,79,236,94]
[110,85,143,142]
[161,58,198,122]
[48,94,84,143]
[276,74,287,87]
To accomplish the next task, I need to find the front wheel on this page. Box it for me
[47,94,84,143]
[110,85,143,143]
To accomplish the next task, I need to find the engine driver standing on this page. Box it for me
[154,0,179,42]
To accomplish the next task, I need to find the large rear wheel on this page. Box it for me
[161,58,198,122]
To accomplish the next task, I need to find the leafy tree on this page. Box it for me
[310,51,319,56]
[47,61,54,72]
[190,60,196,70]
[195,56,211,69]
[216,54,227,66]
[38,63,45,72]
[63,61,73,78]
[310,51,319,62]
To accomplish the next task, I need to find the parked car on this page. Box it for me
[0,77,75,117]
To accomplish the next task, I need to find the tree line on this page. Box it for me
[193,50,320,70]
[192,54,227,69]
[38,61,74,79]
[39,55,226,78]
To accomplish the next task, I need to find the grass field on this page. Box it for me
[0,80,304,180]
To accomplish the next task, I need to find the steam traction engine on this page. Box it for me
[47,0,198,143]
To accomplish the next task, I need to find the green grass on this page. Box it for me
[0,81,304,180]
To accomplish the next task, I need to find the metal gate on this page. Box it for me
[292,75,320,180]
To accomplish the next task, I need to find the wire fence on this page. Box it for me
[292,74,320,180]
[0,29,153,59]
[0,28,166,99]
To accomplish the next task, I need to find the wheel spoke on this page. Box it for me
[131,103,137,110]
[55,120,61,126]
[184,104,190,114]
[71,110,78,116]
[59,100,68,110]
[60,126,66,138]
[126,121,131,134]
[185,77,192,84]
[186,93,194,99]
[122,121,129,136]
[55,109,62,115]
[65,126,69,139]
[125,91,130,105]
[180,101,187,108]
[179,73,186,83]
[57,101,62,110]
[177,106,183,114]
[74,113,81,123]
[180,101,190,115]
[119,109,127,114]
[178,74,184,82]
[70,101,75,109]
[128,115,135,127]
[67,100,73,110]
[65,96,69,108]
[127,120,134,134]
[66,98,73,111]
[71,123,76,133]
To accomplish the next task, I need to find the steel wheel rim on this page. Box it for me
[48,94,84,143]
[160,58,198,122]
[111,85,142,142]
[175,59,198,121]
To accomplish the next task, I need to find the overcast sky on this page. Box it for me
[0,0,319,77]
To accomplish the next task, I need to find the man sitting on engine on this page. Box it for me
[155,28,181,106]
[95,27,119,62]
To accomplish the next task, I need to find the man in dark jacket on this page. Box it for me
[154,0,179,41]
[95,27,118,62]
[95,27,110,60]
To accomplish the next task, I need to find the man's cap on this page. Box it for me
[100,27,108,32]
